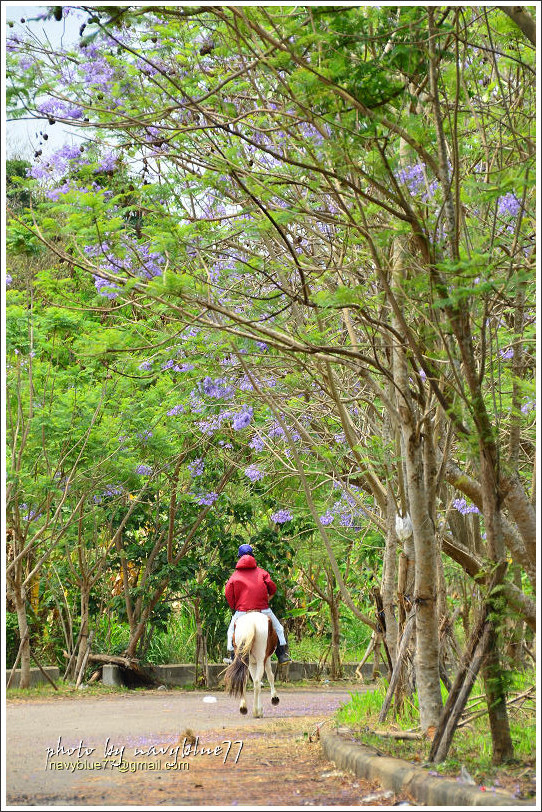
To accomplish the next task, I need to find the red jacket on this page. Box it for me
[225,555,277,611]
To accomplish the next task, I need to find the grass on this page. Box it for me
[335,673,536,789]
[6,679,131,699]
[288,636,368,665]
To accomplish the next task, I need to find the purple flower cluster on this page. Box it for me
[135,464,153,475]
[397,162,438,200]
[319,484,367,530]
[93,274,121,299]
[249,435,265,452]
[37,97,84,120]
[319,511,334,526]
[85,239,165,281]
[137,430,153,442]
[452,498,480,515]
[271,508,293,524]
[94,484,124,503]
[497,193,521,218]
[232,406,253,430]
[199,376,235,400]
[194,491,219,506]
[80,56,116,91]
[521,399,535,415]
[188,458,204,477]
[167,404,184,416]
[20,504,42,522]
[139,360,153,371]
[244,465,264,482]
[97,151,118,173]
[499,347,514,360]
[28,143,88,180]
[268,421,285,439]
[6,274,12,287]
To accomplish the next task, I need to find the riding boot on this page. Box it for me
[275,644,292,664]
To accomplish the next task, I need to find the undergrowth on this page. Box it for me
[335,672,536,787]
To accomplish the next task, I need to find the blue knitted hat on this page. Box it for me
[238,544,254,557]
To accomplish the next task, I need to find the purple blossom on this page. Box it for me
[97,151,118,173]
[167,404,184,416]
[194,491,219,506]
[80,57,116,90]
[271,509,293,524]
[397,162,437,199]
[19,55,34,71]
[139,361,153,371]
[249,435,265,452]
[499,347,514,360]
[135,464,153,476]
[188,458,204,477]
[268,422,285,439]
[178,363,195,372]
[93,275,120,299]
[232,406,253,430]
[37,98,84,120]
[497,193,521,218]
[319,511,334,526]
[137,430,153,442]
[452,498,480,515]
[6,274,12,287]
[20,504,42,522]
[255,341,268,351]
[103,485,124,498]
[199,376,234,400]
[245,465,264,482]
[521,399,535,415]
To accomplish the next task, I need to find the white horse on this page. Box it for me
[224,611,280,717]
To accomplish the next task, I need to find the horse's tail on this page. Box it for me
[224,624,256,698]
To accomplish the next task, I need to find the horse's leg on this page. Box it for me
[265,656,279,705]
[250,659,264,718]
[239,672,248,715]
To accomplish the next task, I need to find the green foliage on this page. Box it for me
[6,613,20,668]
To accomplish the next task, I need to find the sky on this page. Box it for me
[5,4,84,158]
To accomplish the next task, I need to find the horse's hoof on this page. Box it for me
[239,706,248,715]
[271,696,280,705]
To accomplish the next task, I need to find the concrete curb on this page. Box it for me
[321,731,534,807]
[101,661,378,688]
[6,666,59,688]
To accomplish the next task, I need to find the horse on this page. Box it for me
[223,611,280,717]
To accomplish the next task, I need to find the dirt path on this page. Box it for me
[6,684,409,806]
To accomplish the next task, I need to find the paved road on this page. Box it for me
[5,683,402,807]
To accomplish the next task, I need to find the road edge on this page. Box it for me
[321,731,535,807]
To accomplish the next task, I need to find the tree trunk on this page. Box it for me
[13,586,31,689]
[381,489,399,669]
[482,627,515,763]
[329,591,342,679]
[72,582,90,681]
[402,422,443,732]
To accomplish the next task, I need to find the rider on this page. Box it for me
[224,544,291,664]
